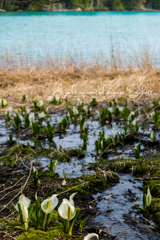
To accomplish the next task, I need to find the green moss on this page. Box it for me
[52,151,71,162]
[17,227,65,240]
[68,148,85,159]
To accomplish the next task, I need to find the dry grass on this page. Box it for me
[0,62,160,109]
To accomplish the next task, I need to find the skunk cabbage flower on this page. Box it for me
[69,192,77,206]
[135,143,137,150]
[128,111,135,120]
[73,106,78,115]
[77,98,82,106]
[47,96,53,102]
[67,112,70,117]
[26,109,30,114]
[118,106,124,112]
[56,96,60,102]
[41,194,58,214]
[38,112,46,119]
[96,111,100,116]
[83,106,88,113]
[108,107,113,113]
[6,106,13,115]
[150,130,154,141]
[62,179,67,186]
[29,112,35,123]
[15,194,31,229]
[84,233,99,240]
[18,114,24,122]
[21,201,28,225]
[146,187,152,207]
[37,100,43,107]
[57,117,63,123]
[15,194,31,212]
[0,99,7,107]
[132,120,136,126]
[58,198,76,221]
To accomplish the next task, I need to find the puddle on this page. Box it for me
[36,156,94,178]
[92,174,160,240]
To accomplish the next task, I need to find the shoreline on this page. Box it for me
[0,9,159,13]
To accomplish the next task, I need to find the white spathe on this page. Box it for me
[150,130,154,141]
[15,194,31,212]
[57,117,63,123]
[108,107,113,113]
[0,99,7,106]
[41,194,58,214]
[58,198,76,221]
[69,192,77,206]
[73,106,78,115]
[77,98,82,106]
[84,233,99,240]
[18,114,24,122]
[6,106,13,115]
[132,120,136,126]
[37,100,43,107]
[47,96,53,102]
[62,179,67,186]
[21,201,28,223]
[38,112,46,119]
[29,112,35,123]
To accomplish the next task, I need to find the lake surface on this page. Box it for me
[0,11,160,67]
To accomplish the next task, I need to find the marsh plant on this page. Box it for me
[44,121,55,142]
[6,155,15,167]
[143,187,152,209]
[47,159,57,172]
[15,191,81,234]
[135,143,141,159]
[95,140,100,154]
[8,133,13,145]
[151,111,160,128]
[121,107,130,120]
[80,125,89,149]
[58,117,68,132]
[0,98,9,108]
[32,166,40,187]
[130,120,139,133]
[15,194,35,230]
[83,105,91,115]
[5,106,12,122]
[47,96,62,105]
[101,137,111,152]
[97,108,108,124]
[77,98,83,108]
[22,94,28,102]
[90,98,98,106]
[33,100,44,112]
[79,115,86,132]
[58,193,80,235]
[150,130,156,142]
[32,122,42,150]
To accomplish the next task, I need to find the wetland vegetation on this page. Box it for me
[1,79,160,239]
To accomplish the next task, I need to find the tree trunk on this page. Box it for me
[90,0,94,8]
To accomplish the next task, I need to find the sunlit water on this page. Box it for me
[0,12,160,67]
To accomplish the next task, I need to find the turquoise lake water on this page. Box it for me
[0,11,160,67]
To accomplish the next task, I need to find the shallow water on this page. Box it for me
[92,174,160,240]
[1,12,160,67]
